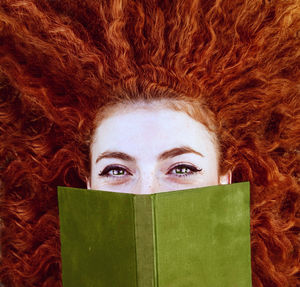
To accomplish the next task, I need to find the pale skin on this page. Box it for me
[87,103,231,194]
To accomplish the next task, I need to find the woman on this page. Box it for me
[0,0,299,286]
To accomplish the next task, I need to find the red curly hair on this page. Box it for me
[0,0,299,286]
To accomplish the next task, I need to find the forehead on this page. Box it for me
[91,105,217,160]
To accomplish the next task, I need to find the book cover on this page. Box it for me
[58,182,251,287]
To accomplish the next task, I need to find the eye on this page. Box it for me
[167,164,202,177]
[99,165,132,177]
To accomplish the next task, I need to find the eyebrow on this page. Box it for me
[96,151,135,163]
[158,146,204,160]
[96,146,203,164]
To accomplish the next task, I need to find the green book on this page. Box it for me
[58,182,252,287]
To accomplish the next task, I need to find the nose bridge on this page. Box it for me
[138,167,158,195]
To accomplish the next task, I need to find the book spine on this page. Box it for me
[134,195,156,287]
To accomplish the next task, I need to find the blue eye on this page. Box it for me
[168,164,202,176]
[99,165,131,177]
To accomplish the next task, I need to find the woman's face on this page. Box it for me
[88,104,230,193]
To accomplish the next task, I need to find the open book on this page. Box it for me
[58,182,251,287]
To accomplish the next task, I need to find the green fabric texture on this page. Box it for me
[58,182,251,287]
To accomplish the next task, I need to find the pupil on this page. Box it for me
[176,167,189,174]
[113,169,123,175]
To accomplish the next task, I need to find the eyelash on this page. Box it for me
[99,165,132,177]
[99,164,202,178]
[167,164,202,177]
